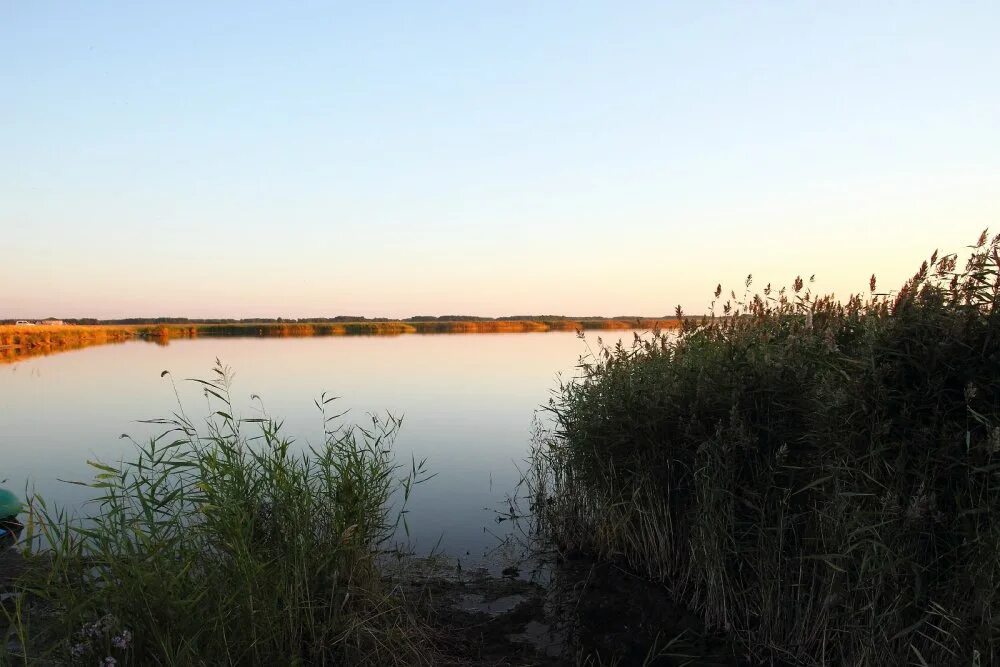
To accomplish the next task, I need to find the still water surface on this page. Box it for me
[0,331,631,565]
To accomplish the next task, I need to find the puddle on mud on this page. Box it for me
[507,619,565,658]
[457,593,529,616]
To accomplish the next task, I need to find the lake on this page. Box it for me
[0,330,636,568]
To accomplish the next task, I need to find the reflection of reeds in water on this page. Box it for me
[0,319,682,363]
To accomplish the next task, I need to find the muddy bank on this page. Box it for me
[0,549,25,589]
[3,544,739,664]
[392,555,739,665]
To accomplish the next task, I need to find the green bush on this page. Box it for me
[538,232,1000,665]
[6,363,431,665]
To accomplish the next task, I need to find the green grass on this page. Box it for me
[533,231,1000,665]
[3,363,434,665]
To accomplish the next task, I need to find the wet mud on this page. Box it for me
[394,555,740,665]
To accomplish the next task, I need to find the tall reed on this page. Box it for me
[535,232,1000,665]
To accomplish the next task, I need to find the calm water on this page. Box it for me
[0,331,633,566]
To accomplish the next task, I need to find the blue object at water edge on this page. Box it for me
[0,488,22,518]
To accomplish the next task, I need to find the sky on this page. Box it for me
[2,2,998,319]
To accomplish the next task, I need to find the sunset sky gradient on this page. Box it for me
[3,2,998,318]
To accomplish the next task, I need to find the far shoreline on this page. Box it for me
[0,317,685,364]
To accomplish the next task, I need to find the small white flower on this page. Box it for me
[112,629,132,650]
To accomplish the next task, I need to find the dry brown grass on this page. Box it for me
[0,319,683,364]
[0,325,137,362]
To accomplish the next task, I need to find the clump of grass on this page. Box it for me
[4,362,433,665]
[535,231,1000,665]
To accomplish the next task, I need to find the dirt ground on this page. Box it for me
[391,554,740,666]
[2,544,742,665]
[0,549,24,589]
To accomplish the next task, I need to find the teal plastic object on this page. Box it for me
[0,488,22,517]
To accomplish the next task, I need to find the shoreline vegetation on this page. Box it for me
[0,317,683,364]
[533,232,1000,664]
[3,364,716,665]
[7,236,997,663]
[3,365,437,665]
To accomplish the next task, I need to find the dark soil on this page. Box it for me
[3,541,743,665]
[393,555,740,666]
[0,549,24,589]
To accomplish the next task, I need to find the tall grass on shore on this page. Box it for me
[534,232,1000,665]
[0,319,683,364]
[3,363,433,665]
[0,325,136,363]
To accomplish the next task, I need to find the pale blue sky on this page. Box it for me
[3,2,998,318]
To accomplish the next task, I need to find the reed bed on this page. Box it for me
[0,325,135,351]
[533,232,1000,665]
[1,319,683,364]
[2,363,434,665]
